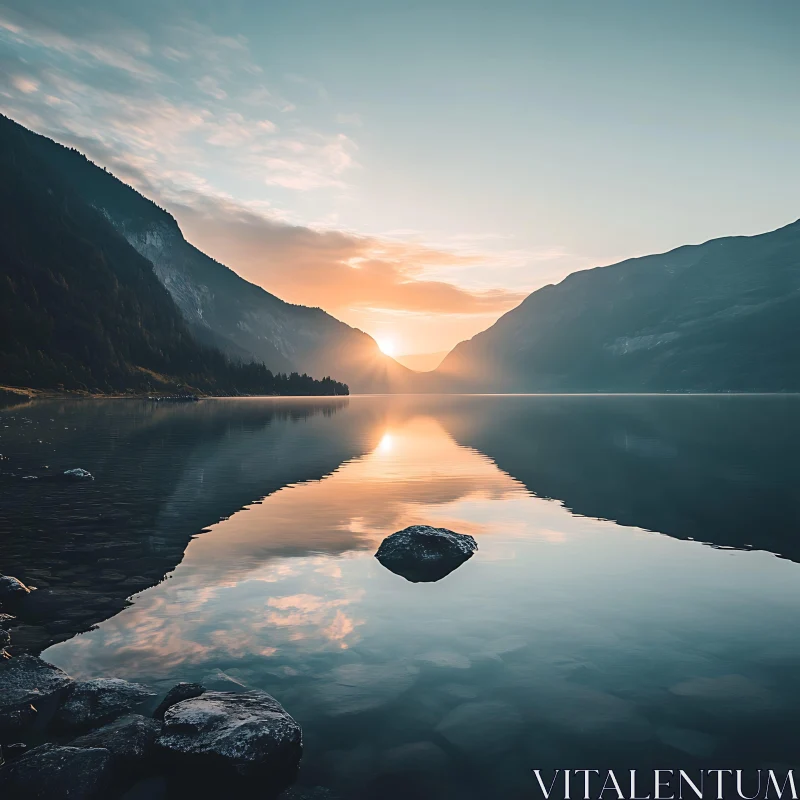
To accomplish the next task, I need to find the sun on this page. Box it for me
[376,337,398,357]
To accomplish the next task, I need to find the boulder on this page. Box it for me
[0,743,112,799]
[0,576,30,602]
[153,682,205,720]
[0,705,36,741]
[0,655,73,740]
[157,690,302,781]
[70,714,160,770]
[375,525,478,582]
[55,678,155,732]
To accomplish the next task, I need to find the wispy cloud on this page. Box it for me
[174,194,527,315]
[0,8,357,196]
[0,5,554,350]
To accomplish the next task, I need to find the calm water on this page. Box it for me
[2,394,800,798]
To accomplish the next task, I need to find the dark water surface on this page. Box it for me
[2,394,800,798]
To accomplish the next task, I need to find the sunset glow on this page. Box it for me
[376,338,398,358]
[4,1,798,796]
[4,3,794,357]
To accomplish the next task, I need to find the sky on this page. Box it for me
[2,1,799,359]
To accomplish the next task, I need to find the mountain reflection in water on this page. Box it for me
[1,395,799,798]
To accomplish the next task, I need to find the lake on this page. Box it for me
[2,394,800,798]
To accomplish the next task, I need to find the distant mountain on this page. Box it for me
[0,115,347,396]
[5,116,411,393]
[436,219,800,392]
[394,351,449,372]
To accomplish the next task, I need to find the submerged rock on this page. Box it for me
[70,714,160,770]
[157,690,302,781]
[153,682,206,720]
[312,662,418,717]
[55,678,156,732]
[375,525,478,583]
[435,701,523,757]
[0,655,73,740]
[0,743,112,799]
[201,668,247,692]
[0,575,30,602]
[62,468,93,481]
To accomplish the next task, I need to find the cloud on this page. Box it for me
[0,8,357,195]
[261,133,358,190]
[196,75,227,100]
[0,9,160,80]
[10,75,38,93]
[0,6,531,335]
[174,194,527,315]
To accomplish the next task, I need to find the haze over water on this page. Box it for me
[3,395,800,798]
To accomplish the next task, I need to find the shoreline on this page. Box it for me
[0,385,349,403]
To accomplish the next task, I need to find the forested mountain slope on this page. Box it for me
[4,116,410,393]
[0,115,347,396]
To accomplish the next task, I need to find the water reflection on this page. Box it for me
[2,395,799,798]
[0,397,368,652]
[46,413,524,674]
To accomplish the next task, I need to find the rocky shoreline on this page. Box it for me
[1,527,474,797]
[0,573,309,799]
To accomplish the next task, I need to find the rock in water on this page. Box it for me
[0,743,112,799]
[375,525,478,583]
[70,714,160,770]
[157,690,302,781]
[55,678,156,732]
[0,655,73,740]
[153,682,206,720]
[0,575,30,602]
[62,468,93,481]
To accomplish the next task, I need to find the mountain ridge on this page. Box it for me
[0,114,347,396]
[7,115,412,393]
[435,216,800,392]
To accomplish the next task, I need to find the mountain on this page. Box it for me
[436,219,800,392]
[5,116,411,393]
[0,114,347,396]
